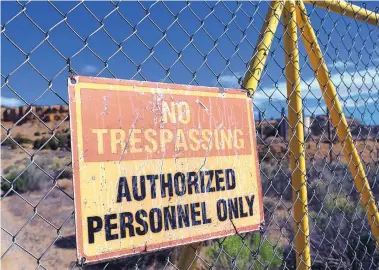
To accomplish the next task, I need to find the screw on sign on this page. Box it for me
[68,76,263,264]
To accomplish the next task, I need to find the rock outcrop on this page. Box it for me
[2,105,69,124]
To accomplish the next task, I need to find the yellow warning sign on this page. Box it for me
[68,76,263,264]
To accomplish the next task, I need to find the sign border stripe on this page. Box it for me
[68,76,264,264]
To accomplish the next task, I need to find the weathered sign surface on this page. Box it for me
[68,76,263,264]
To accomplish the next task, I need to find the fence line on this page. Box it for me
[1,1,379,269]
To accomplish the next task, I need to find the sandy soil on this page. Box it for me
[1,189,77,270]
[1,146,77,270]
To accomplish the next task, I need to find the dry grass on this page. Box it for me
[1,121,70,142]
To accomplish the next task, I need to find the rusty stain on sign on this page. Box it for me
[68,76,264,264]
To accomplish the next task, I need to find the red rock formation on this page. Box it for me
[1,105,69,124]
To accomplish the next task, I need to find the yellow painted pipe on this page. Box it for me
[283,2,311,269]
[243,0,284,96]
[296,0,379,245]
[176,244,199,270]
[304,0,379,26]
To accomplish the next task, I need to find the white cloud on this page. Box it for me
[254,81,287,105]
[305,104,328,116]
[307,97,377,113]
[327,60,354,69]
[217,73,242,88]
[342,96,377,108]
[254,66,378,106]
[81,64,99,75]
[1,96,23,107]
[322,66,377,98]
[343,98,359,108]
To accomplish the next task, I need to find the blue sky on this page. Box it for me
[1,1,378,125]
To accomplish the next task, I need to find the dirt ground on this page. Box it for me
[1,146,77,270]
[1,191,76,270]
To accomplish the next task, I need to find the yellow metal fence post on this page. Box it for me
[243,0,284,96]
[304,0,379,26]
[283,1,311,269]
[296,0,379,245]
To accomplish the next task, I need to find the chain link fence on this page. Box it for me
[1,1,379,269]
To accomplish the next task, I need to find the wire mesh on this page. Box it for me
[1,1,379,269]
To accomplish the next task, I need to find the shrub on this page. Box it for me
[49,155,73,180]
[56,133,70,148]
[33,137,57,150]
[2,134,32,148]
[262,125,277,138]
[34,137,49,149]
[206,234,282,269]
[273,160,379,269]
[0,160,55,193]
[347,232,379,269]
[260,160,292,201]
[322,193,358,220]
[14,134,32,145]
[307,181,328,212]
[49,139,59,150]
[33,133,70,150]
[58,167,73,179]
[1,173,30,193]
[3,165,17,175]
[1,138,13,147]
[280,188,375,269]
[263,196,277,222]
